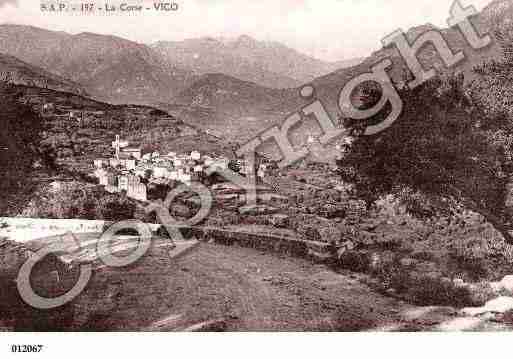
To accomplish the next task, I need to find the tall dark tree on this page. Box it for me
[338,68,513,243]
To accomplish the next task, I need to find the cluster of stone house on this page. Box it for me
[92,135,266,203]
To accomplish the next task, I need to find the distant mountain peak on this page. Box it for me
[203,36,221,42]
[233,34,257,45]
[153,33,361,88]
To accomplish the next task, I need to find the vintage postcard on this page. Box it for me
[0,0,512,356]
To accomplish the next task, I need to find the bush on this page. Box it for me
[371,255,410,293]
[23,182,99,219]
[95,194,136,221]
[336,245,480,308]
[338,250,372,272]
[370,258,476,307]
[446,236,495,281]
[410,276,474,308]
[411,250,437,262]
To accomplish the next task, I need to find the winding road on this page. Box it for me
[73,242,426,331]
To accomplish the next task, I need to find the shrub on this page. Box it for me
[446,237,493,281]
[371,256,410,294]
[409,276,474,308]
[411,250,437,262]
[23,182,100,219]
[94,193,136,221]
[338,250,371,272]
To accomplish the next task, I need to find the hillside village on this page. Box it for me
[6,81,513,325]
[92,134,267,202]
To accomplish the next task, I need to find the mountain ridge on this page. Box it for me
[0,24,360,105]
[170,0,510,147]
[0,52,87,95]
[152,34,362,88]
[0,24,196,104]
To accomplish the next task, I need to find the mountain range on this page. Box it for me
[0,0,511,153]
[0,24,360,104]
[0,25,194,104]
[281,0,510,119]
[152,35,362,88]
[164,0,510,143]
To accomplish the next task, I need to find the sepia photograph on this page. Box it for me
[1,0,513,356]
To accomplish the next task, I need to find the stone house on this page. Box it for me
[118,175,129,191]
[128,182,147,202]
[122,148,142,160]
[191,151,201,161]
[94,158,109,169]
[99,171,116,187]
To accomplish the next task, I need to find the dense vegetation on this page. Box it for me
[0,84,51,215]
[339,57,513,244]
[21,182,145,223]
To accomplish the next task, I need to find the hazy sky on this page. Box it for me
[0,0,494,61]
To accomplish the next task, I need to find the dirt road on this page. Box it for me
[73,242,418,331]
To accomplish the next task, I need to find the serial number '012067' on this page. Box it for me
[10,345,44,353]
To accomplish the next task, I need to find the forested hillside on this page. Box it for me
[0,84,47,215]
